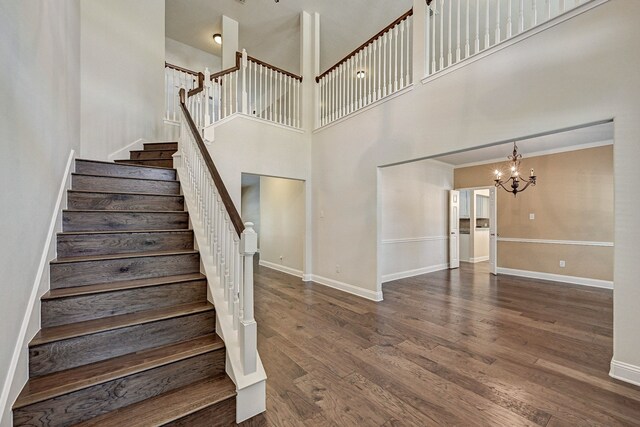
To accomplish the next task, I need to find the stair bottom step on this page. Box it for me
[75,375,236,427]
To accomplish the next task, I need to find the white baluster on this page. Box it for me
[495,0,501,43]
[465,0,470,57]
[239,222,257,375]
[388,29,393,94]
[456,0,461,62]
[394,24,399,92]
[519,0,525,33]
[440,0,445,69]
[546,0,551,21]
[448,0,453,66]
[399,20,405,88]
[475,0,481,53]
[227,226,234,312]
[376,35,384,99]
[532,0,538,26]
[507,0,513,38]
[383,33,388,96]
[432,4,437,73]
[242,49,249,114]
[233,238,241,330]
[485,0,490,49]
[373,40,379,101]
[367,43,373,103]
[560,0,566,13]
[406,16,411,84]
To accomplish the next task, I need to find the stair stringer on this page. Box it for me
[174,154,267,423]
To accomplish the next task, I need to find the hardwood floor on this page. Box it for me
[243,262,640,426]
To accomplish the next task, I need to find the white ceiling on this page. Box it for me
[165,0,412,75]
[434,122,614,167]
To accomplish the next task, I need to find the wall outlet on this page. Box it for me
[529,213,535,220]
[336,264,341,273]
[559,260,566,268]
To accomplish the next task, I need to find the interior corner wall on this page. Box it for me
[165,37,222,74]
[380,160,453,281]
[80,0,165,161]
[0,0,81,424]
[259,176,305,276]
[454,145,614,281]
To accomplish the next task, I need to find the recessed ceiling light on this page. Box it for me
[213,33,222,45]
[356,70,366,79]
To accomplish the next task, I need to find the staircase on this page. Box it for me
[12,143,237,426]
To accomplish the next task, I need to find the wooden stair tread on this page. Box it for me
[30,302,214,346]
[42,273,206,300]
[74,375,236,427]
[117,158,175,162]
[68,189,183,198]
[76,158,176,171]
[58,229,193,236]
[63,209,186,214]
[72,172,178,183]
[51,249,198,264]
[14,334,223,409]
[130,149,177,153]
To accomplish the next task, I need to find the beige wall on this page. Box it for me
[455,145,614,280]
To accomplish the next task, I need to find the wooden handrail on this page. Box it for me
[246,54,302,81]
[165,62,200,76]
[211,52,242,81]
[316,9,413,82]
[187,72,205,97]
[179,88,245,236]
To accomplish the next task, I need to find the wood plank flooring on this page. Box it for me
[242,262,640,426]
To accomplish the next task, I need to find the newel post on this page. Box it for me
[239,221,257,374]
[241,49,248,114]
[204,67,212,126]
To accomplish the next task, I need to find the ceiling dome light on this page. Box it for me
[356,70,366,79]
[213,33,222,45]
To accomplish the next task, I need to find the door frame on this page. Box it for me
[452,185,497,274]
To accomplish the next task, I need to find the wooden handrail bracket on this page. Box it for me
[178,88,245,236]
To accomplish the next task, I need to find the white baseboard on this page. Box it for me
[497,267,613,289]
[258,260,303,279]
[469,256,489,263]
[107,138,146,162]
[382,263,449,283]
[302,274,312,282]
[610,360,640,387]
[0,150,75,425]
[308,274,383,302]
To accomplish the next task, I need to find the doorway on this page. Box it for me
[449,186,497,274]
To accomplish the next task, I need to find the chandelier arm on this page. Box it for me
[495,181,511,193]
[518,179,535,192]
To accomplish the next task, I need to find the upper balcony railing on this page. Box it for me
[425,0,593,77]
[316,9,414,127]
[165,50,302,132]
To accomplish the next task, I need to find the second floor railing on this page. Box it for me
[316,9,414,127]
[425,0,593,76]
[164,62,201,122]
[169,50,303,133]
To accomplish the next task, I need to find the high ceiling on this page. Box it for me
[165,0,412,75]
[434,122,614,167]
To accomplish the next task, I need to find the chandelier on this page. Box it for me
[494,142,537,197]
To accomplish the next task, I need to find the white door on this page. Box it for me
[449,190,460,269]
[489,187,498,275]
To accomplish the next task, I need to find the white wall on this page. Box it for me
[259,176,305,276]
[207,116,309,209]
[380,160,452,282]
[0,1,81,424]
[165,37,221,74]
[80,0,165,160]
[311,0,640,369]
